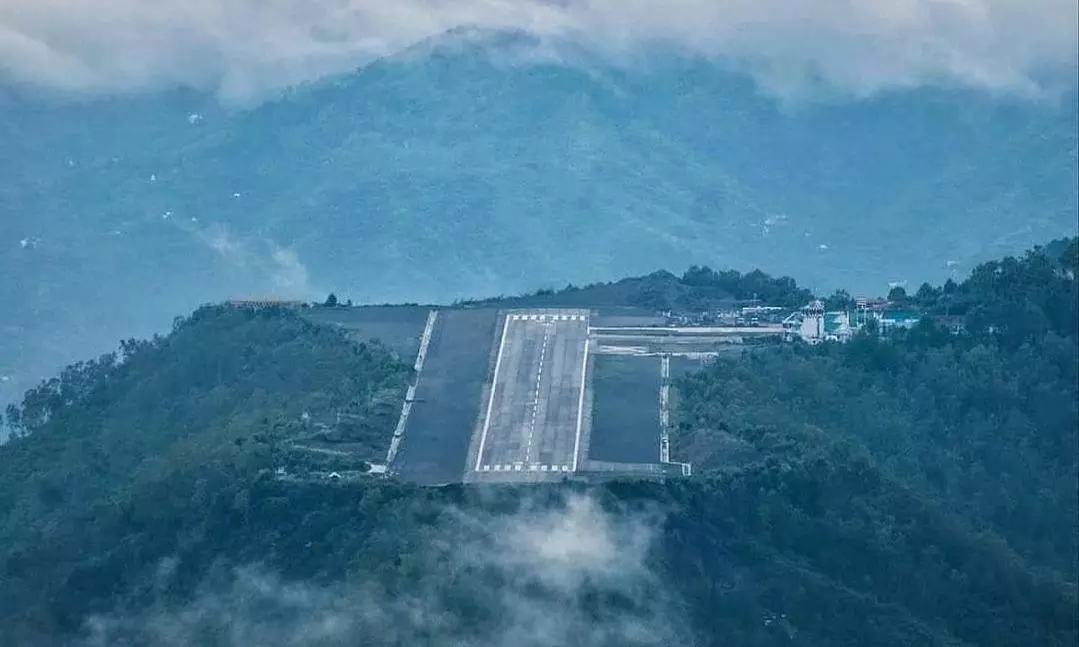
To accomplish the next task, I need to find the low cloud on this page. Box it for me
[191,223,316,298]
[0,0,1075,102]
[75,493,685,647]
[268,246,314,296]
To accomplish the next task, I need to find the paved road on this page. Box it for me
[474,311,589,476]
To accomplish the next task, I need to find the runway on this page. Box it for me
[473,310,590,476]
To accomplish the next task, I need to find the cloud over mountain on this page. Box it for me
[1,0,1075,102]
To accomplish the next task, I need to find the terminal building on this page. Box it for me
[783,300,853,344]
[784,300,923,344]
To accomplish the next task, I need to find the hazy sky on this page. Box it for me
[1,0,1076,101]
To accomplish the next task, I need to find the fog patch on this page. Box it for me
[491,494,654,592]
[188,222,316,299]
[74,493,686,647]
[269,246,313,295]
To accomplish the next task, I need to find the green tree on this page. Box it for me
[914,282,940,306]
[3,404,22,438]
[824,289,853,311]
[887,286,908,301]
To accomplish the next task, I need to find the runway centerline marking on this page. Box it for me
[525,320,551,463]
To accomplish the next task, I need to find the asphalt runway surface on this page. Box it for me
[302,306,430,359]
[474,311,589,476]
[588,354,662,464]
[393,308,499,485]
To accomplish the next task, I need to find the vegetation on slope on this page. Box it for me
[0,241,1075,646]
[670,237,1078,645]
[460,265,813,311]
[0,305,411,642]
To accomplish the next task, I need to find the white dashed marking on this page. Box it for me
[525,322,551,463]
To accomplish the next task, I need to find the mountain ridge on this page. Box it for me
[2,51,1076,406]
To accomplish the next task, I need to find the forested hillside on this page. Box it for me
[673,237,1079,577]
[0,241,1075,646]
[0,305,411,644]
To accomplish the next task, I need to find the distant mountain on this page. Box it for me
[2,32,1076,404]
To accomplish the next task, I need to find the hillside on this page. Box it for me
[0,305,412,639]
[676,240,1079,576]
[2,41,1077,406]
[0,240,1076,646]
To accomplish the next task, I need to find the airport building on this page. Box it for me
[784,300,923,344]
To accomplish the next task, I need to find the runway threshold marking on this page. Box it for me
[475,313,512,471]
[478,463,570,473]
